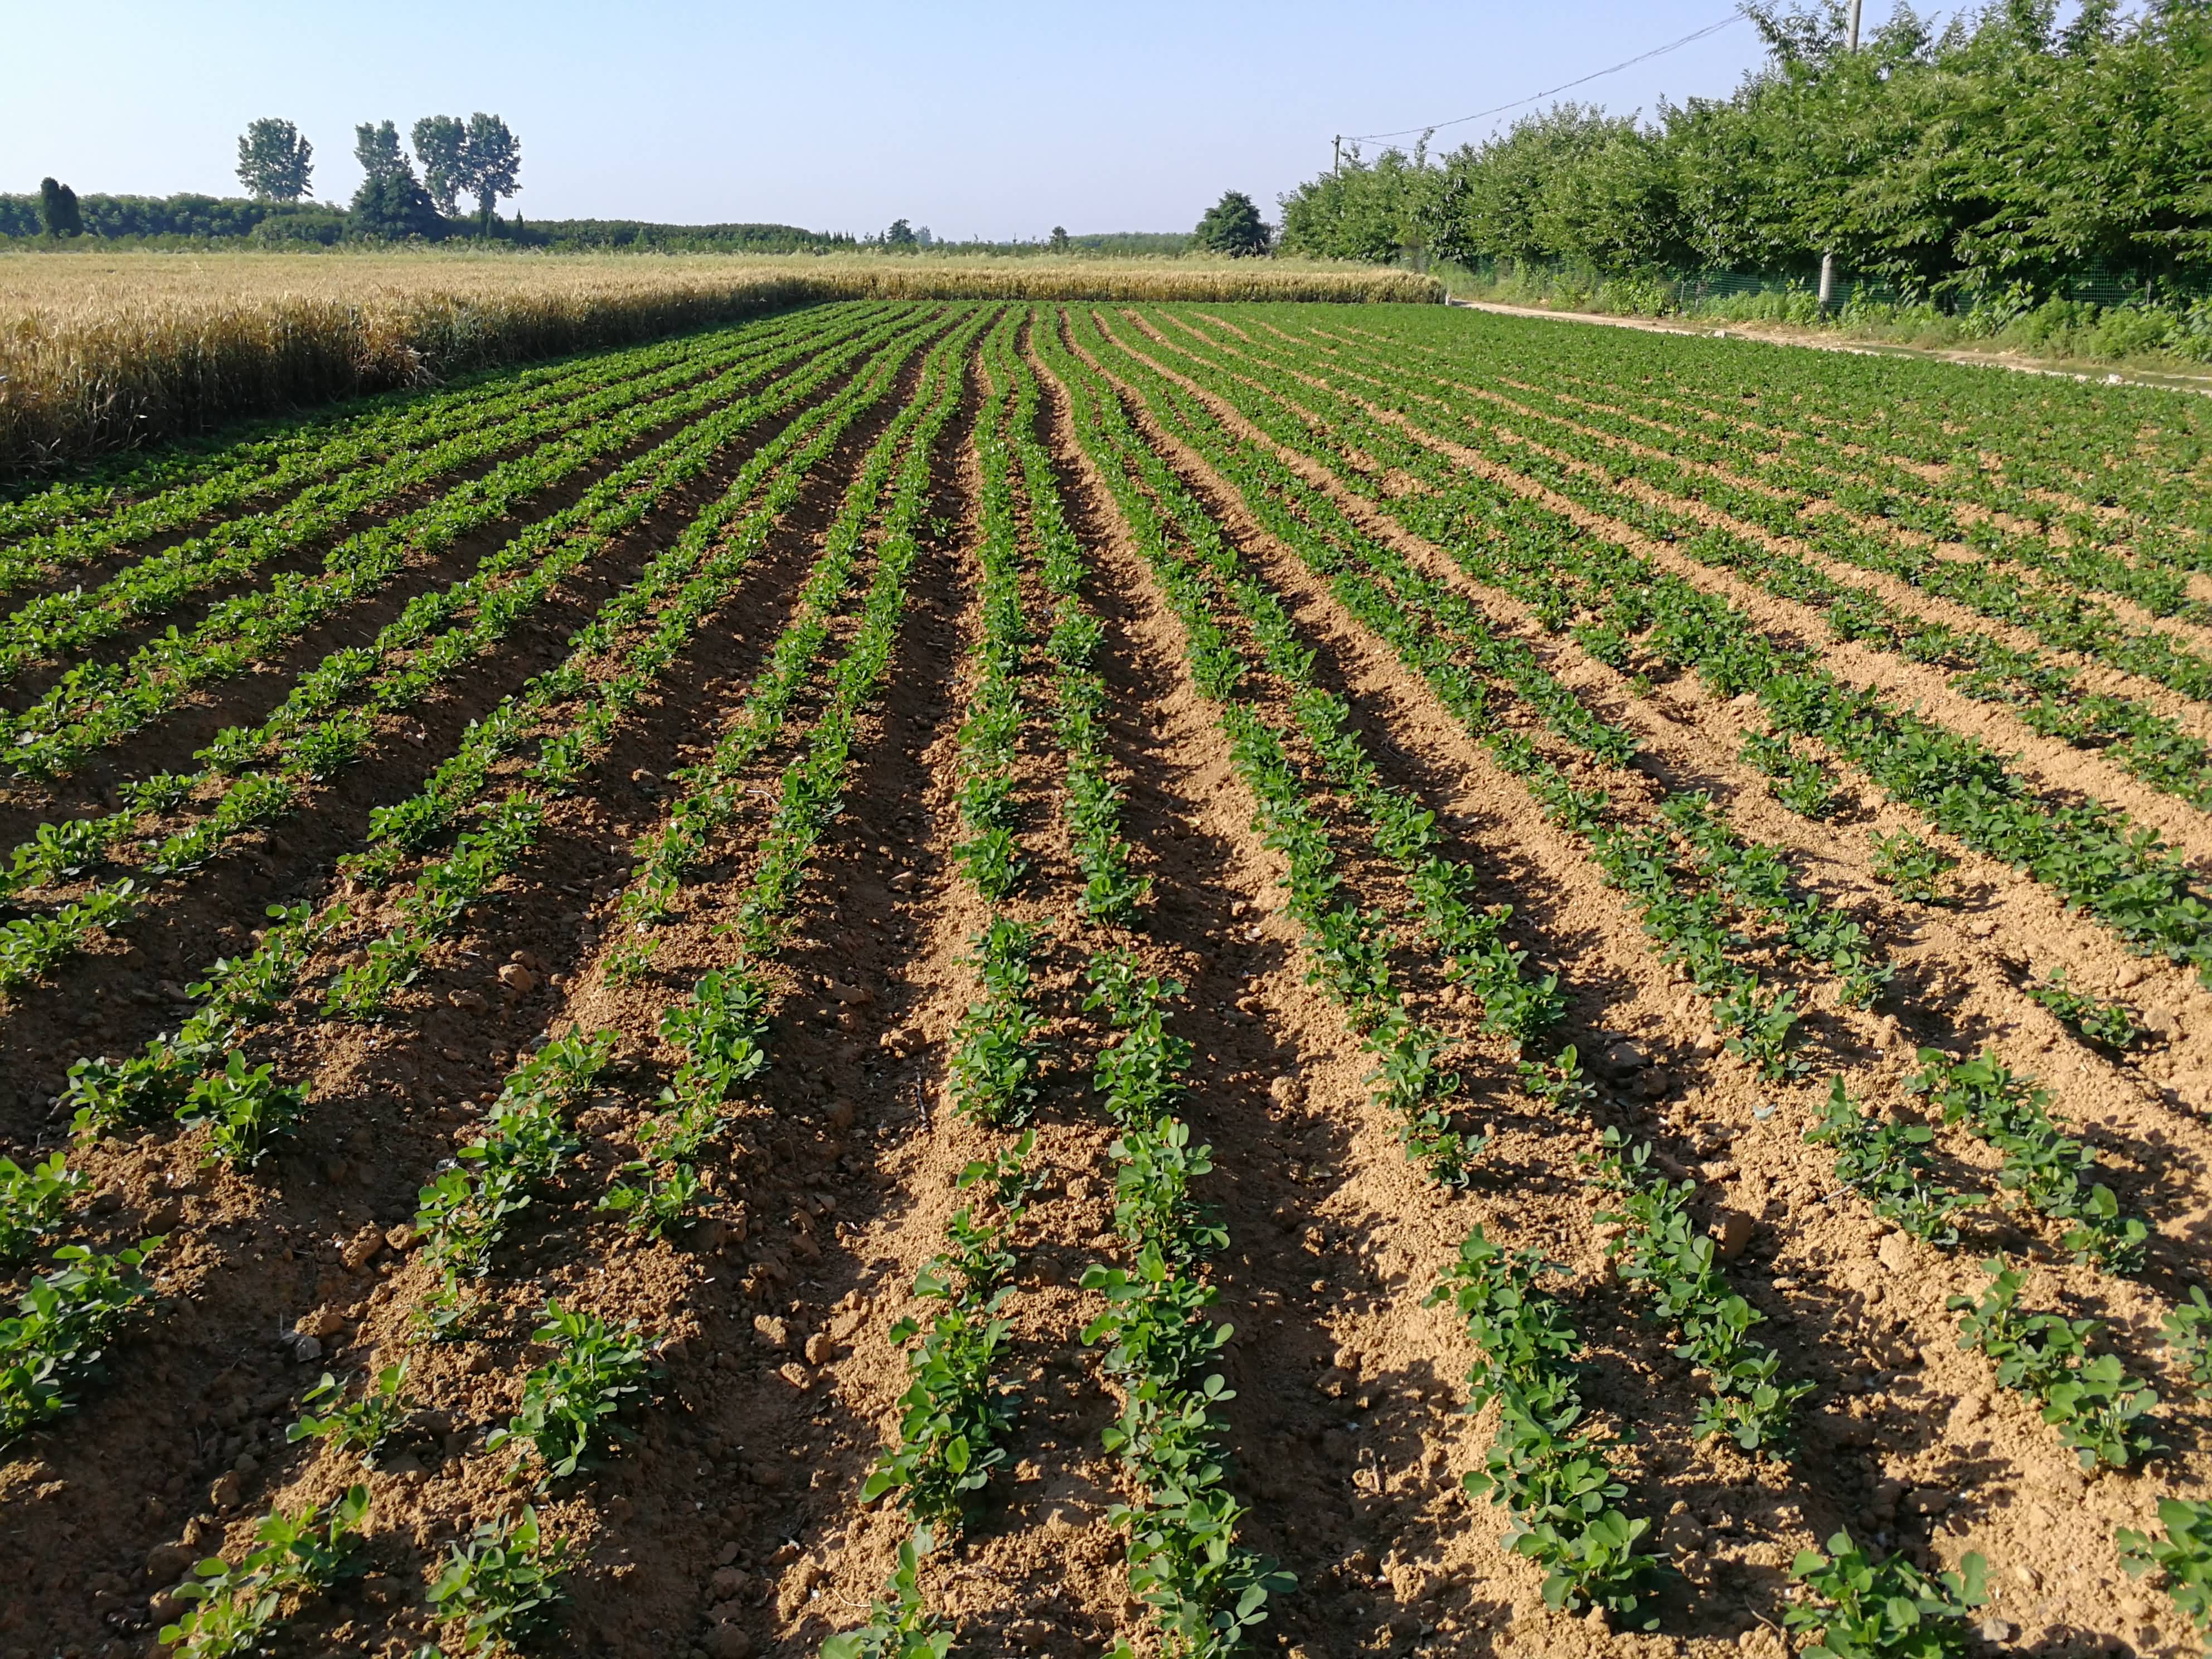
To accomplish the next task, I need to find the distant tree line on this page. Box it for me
[1277,0,2212,300]
[0,193,861,252]
[7,111,526,246]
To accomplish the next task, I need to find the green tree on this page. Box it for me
[460,113,522,233]
[1279,144,1439,263]
[1194,190,1270,257]
[353,120,409,183]
[1292,0,2212,300]
[348,122,439,240]
[350,171,441,240]
[235,119,314,203]
[1049,225,1070,253]
[884,217,918,248]
[37,178,82,239]
[410,115,468,217]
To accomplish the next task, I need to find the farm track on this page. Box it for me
[9,301,2212,1659]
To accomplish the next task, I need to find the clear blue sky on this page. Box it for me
[6,0,1798,237]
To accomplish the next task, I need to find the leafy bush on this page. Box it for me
[1,1239,160,1444]
[0,1153,84,1262]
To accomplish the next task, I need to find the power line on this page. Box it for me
[1338,12,1748,145]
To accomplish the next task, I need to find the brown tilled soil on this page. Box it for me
[6,305,2211,1659]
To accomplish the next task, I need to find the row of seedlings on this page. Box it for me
[1245,314,2212,818]
[1007,321,1294,1658]
[0,304,886,781]
[0,313,969,1454]
[0,308,863,680]
[1160,312,2212,992]
[159,309,987,1659]
[0,304,923,995]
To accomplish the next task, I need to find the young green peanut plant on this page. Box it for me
[287,1364,413,1467]
[425,1506,570,1655]
[63,901,330,1144]
[0,1153,84,1262]
[1586,819,1806,1081]
[1085,953,1196,1129]
[1784,1530,1988,1659]
[1868,832,1958,906]
[1909,1049,2147,1272]
[0,1238,161,1445]
[1427,1226,1660,1624]
[1660,793,1891,1008]
[1588,1130,1811,1456]
[952,342,1034,905]
[819,1529,956,1659]
[946,919,1047,1128]
[0,311,852,636]
[2118,1500,2212,1648]
[0,326,816,783]
[487,1299,653,1483]
[159,1486,371,1659]
[599,967,771,1238]
[0,325,802,686]
[2026,968,2140,1053]
[860,1134,1034,1533]
[2161,1286,2212,1399]
[601,315,979,980]
[1807,1078,1982,1246]
[1947,1257,2160,1471]
[729,313,986,956]
[1740,729,1840,819]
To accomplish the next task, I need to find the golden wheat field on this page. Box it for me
[0,251,1442,474]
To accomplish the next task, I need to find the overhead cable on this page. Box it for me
[1340,12,1747,144]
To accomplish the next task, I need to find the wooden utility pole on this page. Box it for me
[1333,134,1342,174]
[1816,0,1865,311]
